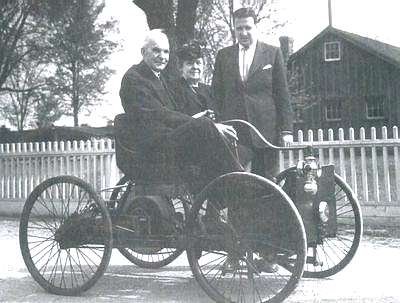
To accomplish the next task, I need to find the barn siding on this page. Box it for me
[289,31,400,139]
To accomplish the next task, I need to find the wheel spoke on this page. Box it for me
[20,176,112,295]
[187,174,306,303]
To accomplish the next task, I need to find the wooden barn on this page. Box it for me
[285,26,400,138]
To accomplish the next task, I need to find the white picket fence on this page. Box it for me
[0,139,120,203]
[280,126,400,207]
[0,126,400,215]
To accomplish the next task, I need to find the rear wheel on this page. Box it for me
[19,176,112,295]
[112,176,190,268]
[277,168,363,278]
[187,172,306,303]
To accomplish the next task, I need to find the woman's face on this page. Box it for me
[181,58,204,84]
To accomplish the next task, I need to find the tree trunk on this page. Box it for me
[73,104,79,126]
[175,0,199,45]
[134,0,174,30]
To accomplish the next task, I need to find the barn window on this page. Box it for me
[325,99,342,121]
[366,96,384,119]
[324,41,341,61]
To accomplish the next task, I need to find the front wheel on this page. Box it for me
[19,176,112,295]
[187,172,307,303]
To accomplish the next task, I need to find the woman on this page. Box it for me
[172,40,215,119]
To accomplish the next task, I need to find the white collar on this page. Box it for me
[151,70,161,79]
[239,40,257,52]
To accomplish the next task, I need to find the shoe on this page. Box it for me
[254,258,278,273]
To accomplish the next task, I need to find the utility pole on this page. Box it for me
[328,0,333,27]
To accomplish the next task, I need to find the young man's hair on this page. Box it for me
[233,7,257,23]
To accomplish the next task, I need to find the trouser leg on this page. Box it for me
[170,117,243,193]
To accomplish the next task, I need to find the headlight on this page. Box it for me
[304,179,318,195]
[296,156,321,195]
[318,201,330,223]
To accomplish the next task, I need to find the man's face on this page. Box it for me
[142,36,170,72]
[181,58,204,84]
[234,17,257,48]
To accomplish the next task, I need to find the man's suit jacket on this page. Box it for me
[170,77,215,116]
[119,61,192,147]
[118,61,193,181]
[212,41,293,148]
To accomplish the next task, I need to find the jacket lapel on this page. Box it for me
[231,44,245,87]
[138,61,177,109]
[246,42,267,81]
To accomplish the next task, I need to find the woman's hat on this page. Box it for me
[176,39,206,61]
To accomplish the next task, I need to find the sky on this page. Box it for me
[3,0,400,128]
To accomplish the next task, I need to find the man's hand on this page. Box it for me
[281,131,293,147]
[215,123,238,141]
[192,109,215,120]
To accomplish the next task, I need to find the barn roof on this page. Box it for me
[289,26,400,68]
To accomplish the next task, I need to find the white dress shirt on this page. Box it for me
[238,41,257,81]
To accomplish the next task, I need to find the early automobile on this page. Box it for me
[19,117,362,302]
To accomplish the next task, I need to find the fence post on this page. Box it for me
[349,128,357,196]
[371,127,380,202]
[78,140,84,179]
[360,127,368,201]
[99,139,106,198]
[0,144,4,199]
[317,129,324,165]
[394,126,400,202]
[34,142,40,189]
[6,144,10,199]
[382,126,391,202]
[12,143,16,199]
[328,129,334,164]
[22,142,28,199]
[338,128,346,181]
[298,130,304,161]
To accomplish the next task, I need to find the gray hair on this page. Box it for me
[142,29,169,49]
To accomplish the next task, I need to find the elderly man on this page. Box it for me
[212,7,294,180]
[118,29,242,194]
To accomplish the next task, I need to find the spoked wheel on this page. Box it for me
[19,175,112,296]
[112,176,191,268]
[187,172,307,303]
[277,168,363,278]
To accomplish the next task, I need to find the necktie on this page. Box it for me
[242,47,249,81]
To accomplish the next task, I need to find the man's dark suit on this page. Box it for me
[117,61,242,193]
[212,41,293,177]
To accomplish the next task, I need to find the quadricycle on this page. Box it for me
[19,116,362,303]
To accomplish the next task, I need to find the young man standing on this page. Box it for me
[212,7,293,179]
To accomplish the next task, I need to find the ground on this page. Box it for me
[1,218,399,302]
